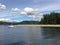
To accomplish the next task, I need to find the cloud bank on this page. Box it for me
[20,7,41,21]
[21,7,39,15]
[0,18,10,22]
[0,18,22,22]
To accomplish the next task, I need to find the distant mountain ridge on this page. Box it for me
[19,21,39,24]
[0,21,39,25]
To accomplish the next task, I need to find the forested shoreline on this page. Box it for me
[39,12,60,24]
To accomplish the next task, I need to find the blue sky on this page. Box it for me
[0,0,60,22]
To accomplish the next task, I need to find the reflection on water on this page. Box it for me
[0,26,60,45]
[42,27,60,39]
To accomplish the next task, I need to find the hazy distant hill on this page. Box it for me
[19,21,39,24]
[0,21,39,25]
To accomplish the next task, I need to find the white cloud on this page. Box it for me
[28,15,43,21]
[0,18,10,22]
[20,7,34,15]
[24,7,34,13]
[0,3,6,11]
[21,7,39,15]
[11,8,20,14]
[20,7,42,21]
[34,8,39,12]
[20,12,27,15]
[0,18,22,22]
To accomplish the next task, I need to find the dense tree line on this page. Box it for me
[40,12,60,24]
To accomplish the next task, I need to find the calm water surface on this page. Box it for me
[0,25,60,45]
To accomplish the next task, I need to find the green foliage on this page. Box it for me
[40,12,60,24]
